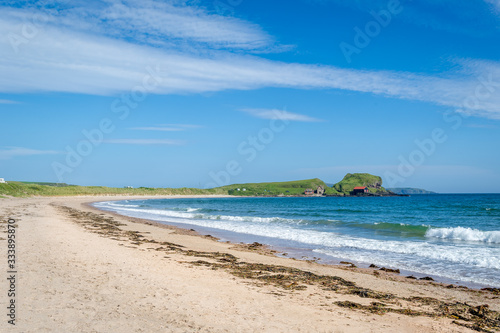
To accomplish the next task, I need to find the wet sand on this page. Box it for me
[1,195,499,332]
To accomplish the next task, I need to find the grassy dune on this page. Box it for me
[0,181,225,198]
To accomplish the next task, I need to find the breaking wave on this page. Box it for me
[426,227,500,244]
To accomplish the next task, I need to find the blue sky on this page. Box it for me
[1,0,499,193]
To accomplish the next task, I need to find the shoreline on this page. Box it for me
[90,196,496,290]
[78,196,500,294]
[1,195,499,332]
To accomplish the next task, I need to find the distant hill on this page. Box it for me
[387,188,436,195]
[217,178,327,196]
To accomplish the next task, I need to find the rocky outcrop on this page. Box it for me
[329,173,397,196]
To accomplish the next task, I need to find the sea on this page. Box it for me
[93,194,500,288]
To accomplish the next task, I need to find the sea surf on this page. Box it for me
[93,194,500,288]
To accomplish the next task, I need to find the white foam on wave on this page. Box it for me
[94,201,139,208]
[96,202,298,224]
[426,227,500,244]
[186,218,500,270]
[312,248,500,287]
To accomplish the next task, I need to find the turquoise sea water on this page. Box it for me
[94,194,500,287]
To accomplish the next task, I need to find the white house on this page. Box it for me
[0,178,6,183]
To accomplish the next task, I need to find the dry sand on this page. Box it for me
[0,196,499,332]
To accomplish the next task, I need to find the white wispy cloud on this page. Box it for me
[485,0,500,12]
[0,146,60,160]
[162,124,203,129]
[241,108,324,122]
[1,2,499,119]
[101,0,274,50]
[129,127,185,132]
[103,139,186,145]
[0,99,20,104]
[129,124,202,131]
[4,0,275,52]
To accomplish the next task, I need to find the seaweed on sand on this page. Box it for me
[57,204,500,332]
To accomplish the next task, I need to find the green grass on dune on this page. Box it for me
[0,181,225,198]
[18,181,71,187]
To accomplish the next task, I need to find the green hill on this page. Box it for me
[332,173,392,195]
[217,178,328,196]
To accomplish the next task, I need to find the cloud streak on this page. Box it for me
[0,99,20,104]
[99,0,274,50]
[103,139,186,145]
[485,0,500,12]
[129,124,202,131]
[129,127,185,132]
[241,108,324,122]
[4,0,275,52]
[0,146,60,160]
[1,2,499,119]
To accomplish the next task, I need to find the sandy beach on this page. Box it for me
[1,195,499,333]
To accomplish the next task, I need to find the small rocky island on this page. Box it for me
[327,173,402,197]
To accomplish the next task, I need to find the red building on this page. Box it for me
[353,186,369,194]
